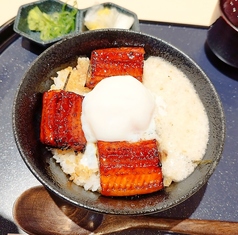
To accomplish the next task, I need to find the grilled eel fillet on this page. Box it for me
[97,139,163,196]
[86,47,145,89]
[40,90,86,152]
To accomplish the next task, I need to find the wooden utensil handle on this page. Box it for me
[95,215,238,235]
[145,218,238,235]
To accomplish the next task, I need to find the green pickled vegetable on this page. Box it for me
[27,4,77,41]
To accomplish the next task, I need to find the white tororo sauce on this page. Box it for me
[142,56,209,183]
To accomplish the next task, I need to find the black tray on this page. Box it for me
[1,18,238,234]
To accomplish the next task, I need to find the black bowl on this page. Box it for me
[13,29,225,215]
[207,0,238,68]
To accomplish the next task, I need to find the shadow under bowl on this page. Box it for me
[12,29,225,215]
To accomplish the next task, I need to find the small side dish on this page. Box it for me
[84,5,135,30]
[27,4,77,41]
[13,0,81,45]
[14,1,140,45]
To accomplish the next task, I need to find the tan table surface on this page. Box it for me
[0,0,220,27]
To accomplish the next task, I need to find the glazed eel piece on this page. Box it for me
[40,90,86,152]
[97,139,163,196]
[86,47,145,89]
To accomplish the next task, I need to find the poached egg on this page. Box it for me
[81,75,156,143]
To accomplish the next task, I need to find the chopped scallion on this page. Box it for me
[27,4,77,41]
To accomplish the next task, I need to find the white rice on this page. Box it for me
[52,144,100,192]
[50,55,209,191]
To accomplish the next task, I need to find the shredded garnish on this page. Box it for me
[27,4,77,41]
[193,159,212,165]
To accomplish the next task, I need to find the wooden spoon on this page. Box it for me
[13,186,238,235]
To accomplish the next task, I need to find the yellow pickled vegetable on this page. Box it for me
[84,5,134,30]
